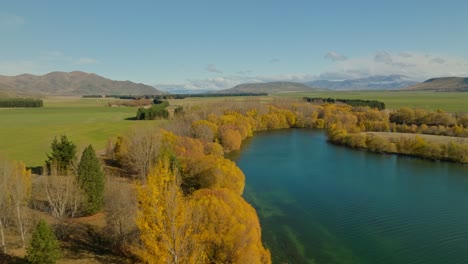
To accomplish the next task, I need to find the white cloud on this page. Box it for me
[325,51,347,61]
[323,51,468,81]
[0,13,25,30]
[76,57,99,65]
[40,51,73,62]
[205,64,223,73]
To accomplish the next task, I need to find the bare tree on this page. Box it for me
[104,177,137,251]
[9,161,32,248]
[42,162,83,238]
[123,126,161,181]
[105,138,115,159]
[45,175,83,221]
[0,158,11,253]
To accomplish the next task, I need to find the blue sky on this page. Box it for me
[1,0,468,89]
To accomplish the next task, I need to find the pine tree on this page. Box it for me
[45,135,77,175]
[26,219,61,264]
[77,145,105,215]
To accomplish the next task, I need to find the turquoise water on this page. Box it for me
[230,129,468,264]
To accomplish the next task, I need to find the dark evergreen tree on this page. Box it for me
[77,145,105,215]
[26,219,61,264]
[45,135,77,175]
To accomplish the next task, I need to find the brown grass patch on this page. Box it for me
[365,132,468,144]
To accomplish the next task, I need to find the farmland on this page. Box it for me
[0,97,165,167]
[277,91,468,112]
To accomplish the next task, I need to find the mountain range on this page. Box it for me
[402,77,468,92]
[216,81,318,94]
[2,71,467,97]
[303,75,417,90]
[0,71,163,96]
[153,84,213,94]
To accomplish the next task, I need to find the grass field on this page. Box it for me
[0,97,165,167]
[276,91,468,112]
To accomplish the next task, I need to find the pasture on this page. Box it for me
[277,91,468,112]
[0,97,165,167]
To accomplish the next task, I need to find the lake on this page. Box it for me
[230,129,468,264]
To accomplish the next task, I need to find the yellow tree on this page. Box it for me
[195,155,245,195]
[136,156,204,264]
[191,188,271,264]
[218,125,242,152]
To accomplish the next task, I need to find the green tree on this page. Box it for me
[45,135,77,175]
[26,219,61,264]
[77,145,105,215]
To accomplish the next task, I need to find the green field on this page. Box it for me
[0,97,165,167]
[276,91,468,112]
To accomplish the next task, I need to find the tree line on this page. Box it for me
[303,97,386,110]
[0,98,43,108]
[321,104,468,163]
[135,100,169,120]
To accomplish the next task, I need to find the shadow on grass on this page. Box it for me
[124,116,137,121]
[0,253,25,264]
[27,166,43,175]
[59,223,133,263]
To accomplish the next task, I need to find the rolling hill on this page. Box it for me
[0,71,164,96]
[402,77,468,92]
[304,75,417,90]
[216,81,318,94]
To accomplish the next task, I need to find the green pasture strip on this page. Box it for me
[274,91,468,112]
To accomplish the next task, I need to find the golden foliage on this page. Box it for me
[191,188,271,264]
[136,156,204,264]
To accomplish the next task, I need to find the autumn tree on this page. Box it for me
[218,125,242,152]
[45,135,77,175]
[191,188,271,264]
[136,155,204,264]
[191,119,218,142]
[77,145,105,215]
[26,219,61,264]
[195,155,245,195]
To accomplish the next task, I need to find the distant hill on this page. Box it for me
[0,71,164,96]
[304,75,417,90]
[401,77,468,92]
[153,84,212,94]
[217,81,317,94]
